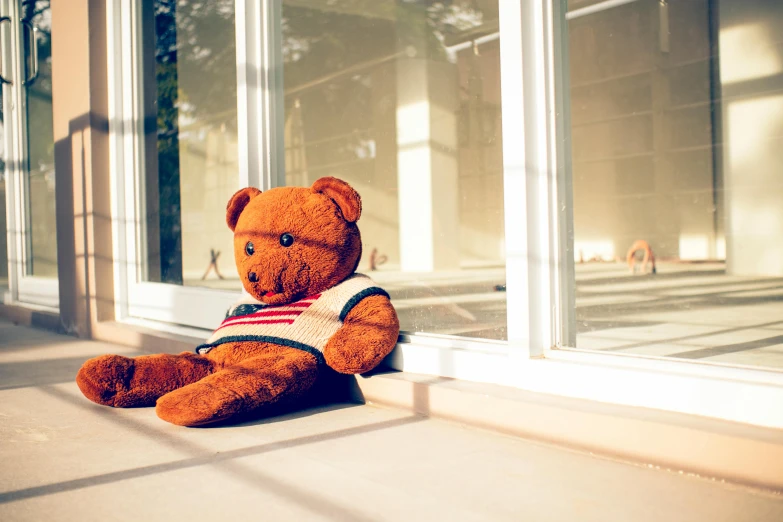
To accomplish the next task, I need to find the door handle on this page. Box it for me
[0,16,12,85]
[22,20,38,85]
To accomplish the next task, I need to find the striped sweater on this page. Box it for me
[196,273,389,364]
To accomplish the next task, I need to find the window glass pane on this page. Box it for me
[24,0,56,278]
[566,0,783,370]
[139,0,241,290]
[281,0,507,340]
[0,83,6,289]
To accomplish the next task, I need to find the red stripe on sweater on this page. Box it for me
[217,319,295,330]
[222,294,322,325]
[230,302,312,315]
[221,313,301,328]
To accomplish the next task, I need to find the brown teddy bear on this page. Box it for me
[76,177,400,426]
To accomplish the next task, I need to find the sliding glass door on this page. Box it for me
[279,0,508,341]
[2,0,57,307]
[562,0,783,373]
[113,0,520,356]
[114,0,258,328]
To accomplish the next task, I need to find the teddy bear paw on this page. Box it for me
[76,354,138,407]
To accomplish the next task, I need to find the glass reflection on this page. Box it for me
[23,0,56,278]
[141,0,240,288]
[281,0,507,340]
[0,84,5,289]
[568,0,783,370]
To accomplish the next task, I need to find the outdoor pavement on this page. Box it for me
[1,318,782,521]
[575,262,783,369]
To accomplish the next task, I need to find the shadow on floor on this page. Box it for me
[0,382,423,522]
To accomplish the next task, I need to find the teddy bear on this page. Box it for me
[76,177,400,426]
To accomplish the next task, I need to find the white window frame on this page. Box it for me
[107,0,783,430]
[495,0,783,429]
[2,0,58,309]
[109,0,286,330]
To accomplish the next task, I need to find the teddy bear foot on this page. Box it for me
[156,383,247,427]
[76,354,143,407]
[77,352,216,409]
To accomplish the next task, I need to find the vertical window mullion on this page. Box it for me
[236,0,285,191]
[499,0,560,359]
[107,0,129,320]
[549,0,576,349]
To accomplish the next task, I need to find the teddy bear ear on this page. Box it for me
[226,187,262,231]
[311,177,362,223]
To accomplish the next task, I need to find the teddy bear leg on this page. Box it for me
[155,349,319,427]
[76,352,215,408]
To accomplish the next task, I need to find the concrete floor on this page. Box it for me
[1,319,782,521]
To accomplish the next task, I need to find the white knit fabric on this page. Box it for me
[196,273,388,361]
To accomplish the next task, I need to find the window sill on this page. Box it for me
[0,300,61,332]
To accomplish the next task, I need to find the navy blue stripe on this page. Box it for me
[195,335,325,365]
[339,287,390,322]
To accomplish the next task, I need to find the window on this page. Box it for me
[280,0,507,341]
[2,0,58,307]
[23,0,56,279]
[113,0,251,328]
[565,0,783,372]
[1,84,7,292]
[139,0,241,290]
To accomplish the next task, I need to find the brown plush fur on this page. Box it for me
[76,177,399,426]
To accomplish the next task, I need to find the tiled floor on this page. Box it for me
[1,319,782,521]
[575,262,783,369]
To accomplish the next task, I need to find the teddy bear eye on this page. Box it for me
[279,233,294,247]
[245,241,254,256]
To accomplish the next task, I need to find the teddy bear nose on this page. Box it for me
[248,272,258,283]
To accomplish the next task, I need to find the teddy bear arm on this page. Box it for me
[76,352,215,408]
[155,348,320,426]
[323,294,400,375]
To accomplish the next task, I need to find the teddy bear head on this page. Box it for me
[226,176,363,305]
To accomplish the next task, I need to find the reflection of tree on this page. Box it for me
[154,1,183,284]
[21,0,57,276]
[281,1,490,180]
[282,4,395,176]
[152,0,237,284]
[155,0,237,128]
[148,0,495,282]
[22,0,53,174]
